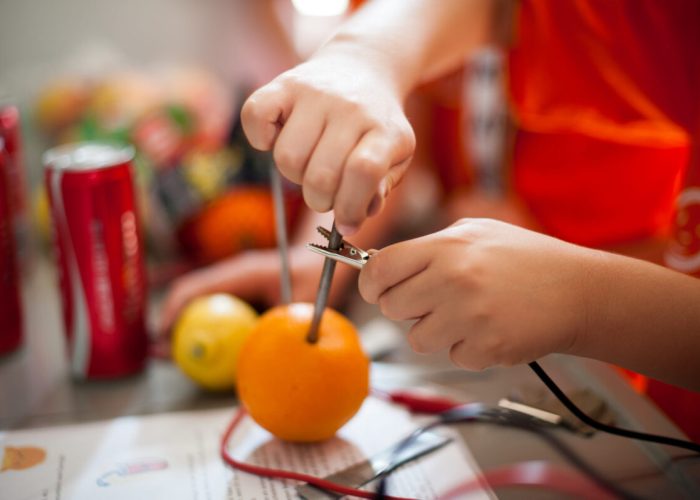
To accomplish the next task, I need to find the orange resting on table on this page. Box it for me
[237,303,369,442]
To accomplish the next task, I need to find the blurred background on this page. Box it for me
[2,0,700,476]
[0,0,363,276]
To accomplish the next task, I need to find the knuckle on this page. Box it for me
[348,152,385,183]
[273,146,305,180]
[407,329,432,354]
[303,193,332,213]
[378,295,402,321]
[304,169,337,197]
[445,264,477,293]
[241,94,263,122]
[335,202,366,229]
[339,97,364,116]
[395,120,416,151]
[481,334,506,364]
[449,342,488,372]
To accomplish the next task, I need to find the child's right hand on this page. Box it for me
[241,48,416,235]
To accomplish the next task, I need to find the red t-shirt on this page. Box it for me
[508,0,700,440]
[652,108,700,442]
[509,0,700,247]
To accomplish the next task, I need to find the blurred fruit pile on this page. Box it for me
[33,67,298,267]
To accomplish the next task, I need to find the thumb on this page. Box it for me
[367,156,412,217]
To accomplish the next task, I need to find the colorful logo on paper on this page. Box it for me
[1,446,47,472]
[97,458,168,487]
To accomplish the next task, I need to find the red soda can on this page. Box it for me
[44,142,148,378]
[0,138,23,354]
[0,104,29,259]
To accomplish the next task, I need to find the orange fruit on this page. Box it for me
[237,303,369,442]
[180,187,277,263]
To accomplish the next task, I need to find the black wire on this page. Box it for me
[480,409,641,500]
[374,403,639,500]
[528,361,700,454]
[375,362,700,500]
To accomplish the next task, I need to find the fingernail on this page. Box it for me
[337,223,359,236]
[378,177,389,198]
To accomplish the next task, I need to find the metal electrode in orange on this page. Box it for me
[237,303,369,442]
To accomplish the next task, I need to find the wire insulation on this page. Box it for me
[528,361,700,454]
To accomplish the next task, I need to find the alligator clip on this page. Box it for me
[306,226,370,269]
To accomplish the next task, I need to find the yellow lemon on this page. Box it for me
[173,294,258,390]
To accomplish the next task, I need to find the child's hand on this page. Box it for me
[158,247,336,338]
[358,219,597,370]
[241,49,415,235]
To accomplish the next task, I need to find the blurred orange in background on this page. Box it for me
[178,187,277,264]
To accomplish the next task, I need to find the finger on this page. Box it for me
[241,82,293,151]
[302,120,364,212]
[334,128,409,233]
[406,307,465,355]
[158,278,197,337]
[376,265,440,321]
[449,338,492,372]
[365,154,412,217]
[358,235,433,304]
[158,254,273,335]
[273,104,326,185]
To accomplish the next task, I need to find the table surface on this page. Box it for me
[2,257,699,499]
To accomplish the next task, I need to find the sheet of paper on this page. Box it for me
[1,397,492,500]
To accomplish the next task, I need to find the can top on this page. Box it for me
[43,142,134,172]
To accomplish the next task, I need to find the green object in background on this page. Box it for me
[106,126,131,145]
[166,104,194,134]
[77,114,130,145]
[77,114,100,141]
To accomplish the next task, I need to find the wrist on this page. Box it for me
[316,35,419,100]
[562,247,613,358]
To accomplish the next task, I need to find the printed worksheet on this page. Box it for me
[1,397,491,500]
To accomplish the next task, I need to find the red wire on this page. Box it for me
[370,388,462,414]
[437,460,615,500]
[219,407,616,500]
[219,407,416,500]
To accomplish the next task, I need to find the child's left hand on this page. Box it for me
[358,219,599,370]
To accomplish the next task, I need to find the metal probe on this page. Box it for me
[306,222,343,343]
[270,163,292,304]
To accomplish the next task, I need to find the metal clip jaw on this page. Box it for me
[306,226,370,269]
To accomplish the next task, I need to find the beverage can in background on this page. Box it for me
[0,138,23,354]
[0,104,30,262]
[44,142,148,378]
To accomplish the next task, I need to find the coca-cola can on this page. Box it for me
[44,142,148,378]
[0,104,29,260]
[0,138,23,354]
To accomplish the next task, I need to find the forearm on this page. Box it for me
[318,0,507,99]
[574,250,700,391]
